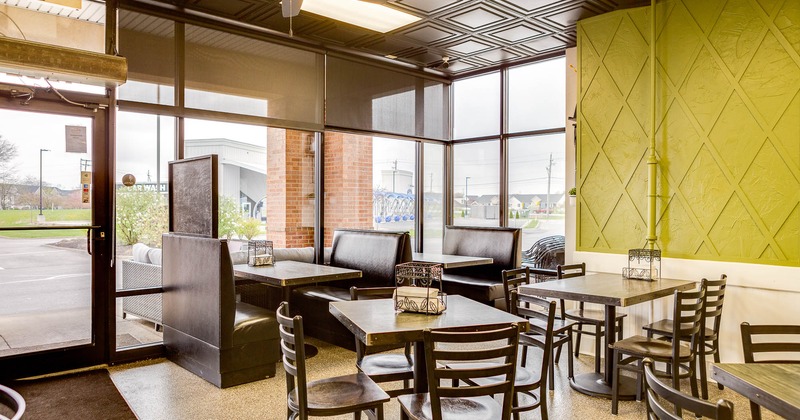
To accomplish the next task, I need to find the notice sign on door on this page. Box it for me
[81,171,91,204]
[65,125,87,153]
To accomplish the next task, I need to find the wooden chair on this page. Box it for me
[349,286,414,397]
[276,302,390,420]
[740,322,800,420]
[502,267,574,390]
[0,384,25,420]
[452,292,554,420]
[398,324,519,420]
[611,287,706,415]
[557,263,626,374]
[643,275,727,399]
[643,358,734,420]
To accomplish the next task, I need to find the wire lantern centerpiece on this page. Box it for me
[394,262,446,314]
[247,240,274,266]
[622,246,661,281]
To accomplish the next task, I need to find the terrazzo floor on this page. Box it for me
[108,338,782,420]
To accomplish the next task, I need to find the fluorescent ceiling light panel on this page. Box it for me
[301,0,421,33]
[39,0,82,9]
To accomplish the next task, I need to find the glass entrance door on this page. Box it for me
[0,90,110,377]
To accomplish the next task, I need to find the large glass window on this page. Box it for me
[115,112,175,349]
[508,134,566,251]
[508,57,566,133]
[423,143,444,252]
[453,72,500,139]
[118,11,175,105]
[453,141,500,227]
[372,138,416,234]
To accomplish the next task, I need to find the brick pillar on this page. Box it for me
[323,132,374,246]
[266,128,315,248]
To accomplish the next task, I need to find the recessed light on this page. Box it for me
[301,0,421,33]
[385,55,398,59]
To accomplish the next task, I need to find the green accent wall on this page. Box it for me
[577,0,800,266]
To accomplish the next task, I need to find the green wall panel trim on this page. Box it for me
[577,1,800,267]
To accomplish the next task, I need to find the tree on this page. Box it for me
[116,188,168,247]
[218,196,242,240]
[0,136,18,210]
[237,217,262,240]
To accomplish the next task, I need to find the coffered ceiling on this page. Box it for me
[131,0,646,76]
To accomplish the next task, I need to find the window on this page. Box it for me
[423,143,444,252]
[453,72,500,139]
[372,137,416,234]
[508,57,566,133]
[453,141,500,227]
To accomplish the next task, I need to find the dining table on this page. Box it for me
[519,273,695,399]
[411,252,493,269]
[712,363,800,419]
[329,295,529,393]
[234,260,362,302]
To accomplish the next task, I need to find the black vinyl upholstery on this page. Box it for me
[439,226,522,305]
[162,234,280,388]
[292,229,412,349]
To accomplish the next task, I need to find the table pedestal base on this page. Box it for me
[570,373,638,400]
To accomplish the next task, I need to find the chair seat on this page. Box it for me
[611,335,692,360]
[232,302,279,346]
[358,353,414,379]
[446,362,541,388]
[642,319,715,339]
[288,372,390,414]
[398,393,502,420]
[564,308,626,324]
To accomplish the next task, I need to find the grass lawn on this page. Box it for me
[0,209,92,238]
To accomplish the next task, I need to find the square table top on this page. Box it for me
[411,252,493,269]
[330,295,529,347]
[712,363,800,419]
[518,272,696,307]
[233,260,361,287]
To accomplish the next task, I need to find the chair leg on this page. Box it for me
[672,361,682,418]
[354,410,361,420]
[698,345,709,400]
[750,401,762,420]
[617,318,623,341]
[555,340,563,363]
[635,359,643,401]
[689,362,699,399]
[549,347,556,391]
[574,324,583,358]
[567,336,574,380]
[713,341,724,390]
[521,344,529,368]
[611,350,621,415]
[594,325,602,374]
[512,392,520,420]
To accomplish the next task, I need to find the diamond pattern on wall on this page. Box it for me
[577,1,800,266]
[740,31,800,127]
[773,92,800,170]
[708,194,766,259]
[708,92,765,180]
[679,145,731,231]
[657,3,701,86]
[604,16,649,95]
[740,140,799,233]
[708,0,766,76]
[581,67,623,142]
[656,101,702,181]
[657,197,702,257]
[604,107,646,182]
[603,197,647,250]
[775,1,800,56]
[679,46,732,133]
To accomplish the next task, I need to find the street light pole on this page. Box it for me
[465,176,471,217]
[39,148,50,218]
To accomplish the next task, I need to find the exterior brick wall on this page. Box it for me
[323,132,374,246]
[266,128,315,248]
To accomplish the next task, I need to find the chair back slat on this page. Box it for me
[502,267,530,311]
[741,323,800,363]
[276,302,309,414]
[643,358,734,420]
[424,324,519,420]
[670,287,706,359]
[557,262,586,279]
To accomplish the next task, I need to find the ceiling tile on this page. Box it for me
[445,5,512,30]
[543,5,597,30]
[447,39,495,54]
[489,24,543,42]
[476,48,521,63]
[498,0,563,13]
[395,0,463,14]
[403,24,458,43]
[522,36,567,52]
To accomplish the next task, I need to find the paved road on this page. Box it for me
[0,236,92,351]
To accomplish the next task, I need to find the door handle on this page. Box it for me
[87,227,104,255]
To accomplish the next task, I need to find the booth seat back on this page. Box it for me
[442,225,522,278]
[329,229,413,287]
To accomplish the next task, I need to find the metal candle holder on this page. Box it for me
[247,240,274,266]
[622,247,661,281]
[394,262,446,314]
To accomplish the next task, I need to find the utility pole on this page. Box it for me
[38,148,50,221]
[392,159,397,192]
[545,153,553,216]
